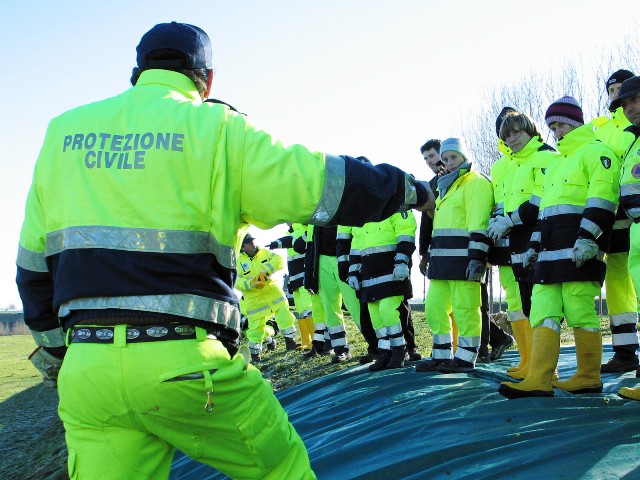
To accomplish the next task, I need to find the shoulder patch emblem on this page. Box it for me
[632,163,640,179]
[600,156,612,169]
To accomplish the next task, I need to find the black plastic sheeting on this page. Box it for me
[170,345,640,479]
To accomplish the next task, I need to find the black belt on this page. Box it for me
[69,323,203,344]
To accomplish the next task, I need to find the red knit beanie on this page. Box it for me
[544,96,584,128]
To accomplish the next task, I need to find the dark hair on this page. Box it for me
[130,48,210,97]
[499,112,541,142]
[420,139,441,154]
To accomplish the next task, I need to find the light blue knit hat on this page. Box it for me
[440,137,469,160]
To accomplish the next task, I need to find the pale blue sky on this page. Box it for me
[1,0,638,308]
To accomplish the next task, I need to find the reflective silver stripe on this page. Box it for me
[309,154,345,225]
[576,326,600,333]
[394,253,411,264]
[349,263,361,273]
[336,233,352,240]
[313,333,325,342]
[454,348,477,363]
[338,255,350,263]
[614,218,633,230]
[264,262,275,274]
[248,342,262,354]
[610,312,639,327]
[314,322,327,331]
[31,327,66,348]
[540,318,561,333]
[432,349,452,360]
[457,336,480,348]
[511,210,523,226]
[507,310,527,321]
[469,241,489,252]
[430,248,468,257]
[46,226,236,269]
[580,218,603,239]
[511,252,526,264]
[300,309,312,318]
[433,228,468,237]
[361,244,396,255]
[530,195,541,207]
[388,324,403,336]
[328,324,346,334]
[530,231,541,242]
[494,238,510,248]
[378,339,391,350]
[627,207,640,219]
[542,204,584,217]
[288,253,305,261]
[586,197,617,212]
[17,246,48,272]
[620,183,640,196]
[433,333,452,344]
[362,274,396,288]
[59,294,240,332]
[397,235,415,244]
[281,326,296,337]
[350,248,361,256]
[390,336,406,347]
[469,229,489,237]
[273,296,287,305]
[289,272,305,282]
[611,332,640,346]
[538,249,605,262]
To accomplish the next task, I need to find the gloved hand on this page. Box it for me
[419,256,428,276]
[266,242,278,250]
[28,346,63,388]
[488,214,514,241]
[347,275,361,291]
[393,263,410,281]
[466,259,486,282]
[251,276,266,289]
[571,237,599,268]
[522,248,538,270]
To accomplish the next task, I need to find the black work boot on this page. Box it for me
[601,355,639,373]
[369,350,392,371]
[331,346,352,364]
[406,348,422,362]
[437,357,475,374]
[285,337,300,351]
[415,358,451,372]
[251,353,262,363]
[386,346,407,369]
[359,348,377,364]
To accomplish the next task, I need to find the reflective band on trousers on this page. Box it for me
[46,225,236,269]
[59,294,241,334]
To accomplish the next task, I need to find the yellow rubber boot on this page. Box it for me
[619,386,640,400]
[506,320,534,379]
[552,328,603,394]
[498,325,560,399]
[297,316,314,350]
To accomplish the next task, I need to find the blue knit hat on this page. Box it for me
[440,137,469,160]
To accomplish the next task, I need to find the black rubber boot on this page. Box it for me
[285,337,300,351]
[386,346,407,369]
[369,350,392,372]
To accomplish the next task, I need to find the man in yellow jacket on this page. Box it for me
[611,76,640,400]
[236,233,299,361]
[499,96,619,399]
[16,22,433,479]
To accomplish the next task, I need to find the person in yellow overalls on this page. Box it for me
[236,233,299,361]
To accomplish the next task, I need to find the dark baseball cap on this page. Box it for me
[610,76,640,111]
[136,22,212,70]
[242,233,256,244]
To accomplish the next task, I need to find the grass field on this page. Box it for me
[0,312,613,479]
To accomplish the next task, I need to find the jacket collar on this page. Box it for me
[135,69,202,103]
[555,124,596,155]
[437,161,471,199]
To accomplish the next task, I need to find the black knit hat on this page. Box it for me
[495,107,517,137]
[606,69,635,88]
[545,96,584,128]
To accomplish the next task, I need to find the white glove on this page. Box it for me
[522,248,538,270]
[571,238,599,268]
[347,275,361,291]
[488,215,514,241]
[466,259,486,282]
[393,263,410,281]
[28,346,63,388]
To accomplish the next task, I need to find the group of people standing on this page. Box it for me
[239,69,640,403]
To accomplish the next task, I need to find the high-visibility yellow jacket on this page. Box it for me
[235,248,286,305]
[428,166,493,281]
[620,127,640,221]
[269,223,307,292]
[533,124,619,284]
[488,140,514,266]
[595,109,636,253]
[351,211,417,302]
[16,69,427,343]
